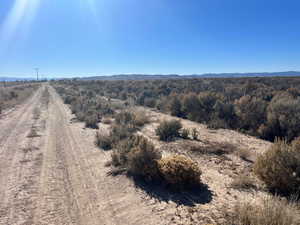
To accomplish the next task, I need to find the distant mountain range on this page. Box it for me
[80,71,300,81]
[1,71,300,81]
[0,77,35,82]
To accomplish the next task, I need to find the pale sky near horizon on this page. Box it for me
[0,0,300,78]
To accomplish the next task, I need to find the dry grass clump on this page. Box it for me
[254,139,300,195]
[181,128,190,139]
[155,120,182,141]
[191,128,199,140]
[95,132,113,150]
[131,109,150,127]
[230,174,256,190]
[227,195,300,225]
[157,155,202,189]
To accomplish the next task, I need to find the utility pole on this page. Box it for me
[35,68,39,81]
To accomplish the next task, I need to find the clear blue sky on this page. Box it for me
[0,0,299,78]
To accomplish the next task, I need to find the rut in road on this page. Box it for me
[0,85,164,225]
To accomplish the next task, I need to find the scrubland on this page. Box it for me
[0,82,40,114]
[51,77,300,225]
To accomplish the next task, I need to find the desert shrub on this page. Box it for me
[158,155,202,189]
[64,95,76,105]
[291,136,300,150]
[207,118,229,129]
[144,98,156,108]
[155,120,182,141]
[95,132,113,150]
[110,136,139,166]
[230,174,256,190]
[131,110,149,127]
[84,113,99,129]
[265,96,300,142]
[191,128,199,140]
[115,111,134,125]
[212,100,236,128]
[127,136,162,180]
[9,91,18,99]
[115,110,149,128]
[110,124,134,144]
[254,140,300,195]
[234,96,267,134]
[182,93,202,121]
[169,96,183,117]
[228,195,300,225]
[181,128,190,139]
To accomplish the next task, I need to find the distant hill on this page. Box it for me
[80,71,300,81]
[0,77,35,82]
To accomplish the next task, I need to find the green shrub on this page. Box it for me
[155,120,182,141]
[254,139,300,195]
[158,155,202,189]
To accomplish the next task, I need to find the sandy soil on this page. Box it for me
[0,85,166,225]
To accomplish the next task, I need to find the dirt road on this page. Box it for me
[0,85,164,225]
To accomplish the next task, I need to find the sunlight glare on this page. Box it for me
[0,0,41,51]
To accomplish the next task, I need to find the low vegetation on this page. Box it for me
[157,155,202,189]
[53,77,300,142]
[109,135,202,189]
[228,195,300,225]
[254,139,300,196]
[126,136,162,181]
[52,78,300,224]
[230,174,256,190]
[155,120,182,141]
[0,83,39,113]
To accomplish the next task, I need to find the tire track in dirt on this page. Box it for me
[34,87,123,225]
[0,86,46,225]
[34,86,164,225]
[0,85,165,225]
